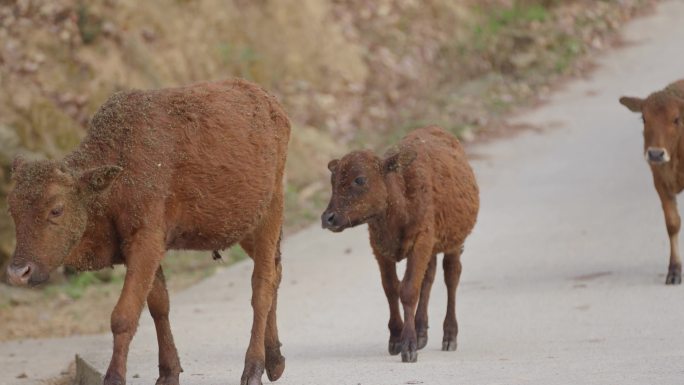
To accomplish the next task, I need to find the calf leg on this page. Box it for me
[376,257,403,355]
[442,247,463,351]
[415,254,437,350]
[104,230,165,385]
[264,239,285,382]
[399,235,433,363]
[240,201,283,385]
[660,194,682,285]
[147,267,182,385]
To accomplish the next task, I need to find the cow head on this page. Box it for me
[321,149,416,232]
[6,157,121,286]
[620,91,684,165]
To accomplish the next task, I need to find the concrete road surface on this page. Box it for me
[3,1,684,384]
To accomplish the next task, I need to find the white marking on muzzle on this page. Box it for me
[645,147,670,164]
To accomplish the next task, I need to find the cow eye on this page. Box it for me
[354,176,367,186]
[675,117,680,126]
[49,206,64,218]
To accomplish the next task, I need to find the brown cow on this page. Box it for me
[6,79,290,385]
[321,126,479,362]
[620,80,684,285]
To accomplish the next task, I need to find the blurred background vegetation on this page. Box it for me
[0,0,655,340]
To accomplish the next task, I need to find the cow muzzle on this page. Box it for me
[6,261,37,286]
[646,147,670,165]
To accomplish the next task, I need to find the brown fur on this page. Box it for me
[6,79,290,385]
[619,79,684,285]
[322,126,479,362]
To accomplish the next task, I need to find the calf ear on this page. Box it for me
[383,149,417,173]
[327,159,339,173]
[619,96,644,113]
[79,165,123,193]
[10,155,25,177]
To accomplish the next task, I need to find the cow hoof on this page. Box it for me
[666,272,681,285]
[442,338,458,352]
[104,372,125,385]
[401,348,418,363]
[265,353,285,382]
[240,362,264,385]
[417,329,428,350]
[155,375,180,385]
[388,340,402,356]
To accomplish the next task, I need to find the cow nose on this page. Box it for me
[7,262,34,286]
[322,211,336,228]
[647,147,666,163]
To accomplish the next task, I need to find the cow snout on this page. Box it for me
[322,211,337,229]
[646,147,670,164]
[6,261,36,286]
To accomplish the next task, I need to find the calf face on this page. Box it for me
[620,93,684,165]
[6,158,120,286]
[322,149,415,232]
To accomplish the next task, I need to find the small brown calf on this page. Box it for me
[620,79,684,285]
[6,79,290,385]
[322,126,479,362]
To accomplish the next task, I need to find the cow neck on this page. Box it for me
[368,173,409,250]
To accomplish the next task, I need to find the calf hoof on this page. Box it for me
[240,362,264,385]
[666,272,682,285]
[400,341,418,363]
[442,337,458,352]
[388,337,402,356]
[155,375,180,385]
[104,372,125,385]
[416,329,428,350]
[265,352,285,382]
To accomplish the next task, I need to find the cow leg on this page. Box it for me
[376,257,403,355]
[442,246,463,351]
[660,193,682,285]
[399,235,433,363]
[147,267,182,385]
[415,254,437,350]
[104,230,165,385]
[240,200,282,385]
[265,237,285,382]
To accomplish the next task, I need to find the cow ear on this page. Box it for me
[79,165,122,193]
[327,159,339,173]
[619,96,644,113]
[383,149,417,174]
[11,155,25,177]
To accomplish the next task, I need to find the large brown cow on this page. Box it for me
[6,79,289,385]
[322,126,479,362]
[620,80,684,285]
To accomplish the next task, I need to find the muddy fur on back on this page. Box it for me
[6,79,290,385]
[619,80,684,285]
[322,125,479,363]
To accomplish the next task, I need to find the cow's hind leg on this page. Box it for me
[240,198,284,385]
[242,233,286,382]
[660,193,682,285]
[147,267,182,385]
[442,246,463,351]
[415,254,437,350]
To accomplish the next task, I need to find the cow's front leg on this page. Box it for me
[376,257,403,355]
[147,267,182,385]
[399,234,433,363]
[660,192,682,285]
[104,230,165,385]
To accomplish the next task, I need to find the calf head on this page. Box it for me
[322,148,416,232]
[6,157,121,286]
[620,91,684,165]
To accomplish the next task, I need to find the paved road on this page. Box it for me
[4,1,684,384]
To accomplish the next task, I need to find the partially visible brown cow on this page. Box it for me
[322,126,479,362]
[6,79,290,385]
[620,80,684,285]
